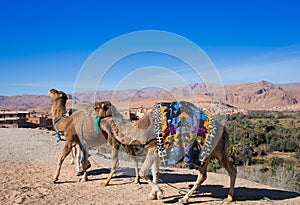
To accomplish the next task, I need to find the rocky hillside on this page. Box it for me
[0,81,299,111]
[224,81,298,110]
[0,95,51,111]
[279,82,300,100]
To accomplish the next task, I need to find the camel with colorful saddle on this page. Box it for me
[95,100,237,203]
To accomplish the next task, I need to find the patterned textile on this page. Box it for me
[152,101,216,167]
[94,117,101,133]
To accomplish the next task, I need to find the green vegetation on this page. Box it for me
[221,111,300,192]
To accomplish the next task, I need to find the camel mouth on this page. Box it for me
[48,89,68,100]
[48,89,58,94]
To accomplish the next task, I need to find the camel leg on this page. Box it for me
[70,146,76,165]
[79,145,90,182]
[179,159,210,204]
[139,148,163,200]
[151,152,163,199]
[53,140,73,183]
[132,155,140,184]
[101,147,119,186]
[215,153,237,202]
[151,153,159,184]
[79,150,89,182]
[75,145,83,176]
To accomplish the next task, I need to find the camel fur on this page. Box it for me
[48,89,140,186]
[65,109,84,171]
[95,100,237,203]
[95,101,163,199]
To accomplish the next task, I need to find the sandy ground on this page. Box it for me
[0,128,300,205]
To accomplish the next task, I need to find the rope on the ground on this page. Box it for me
[253,194,272,202]
[158,177,188,195]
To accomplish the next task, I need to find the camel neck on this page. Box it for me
[114,115,133,130]
[51,99,67,121]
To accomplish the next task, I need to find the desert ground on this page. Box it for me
[1,128,300,204]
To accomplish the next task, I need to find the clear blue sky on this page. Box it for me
[0,0,299,96]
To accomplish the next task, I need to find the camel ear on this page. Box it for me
[49,89,57,93]
[58,92,68,100]
[94,103,99,110]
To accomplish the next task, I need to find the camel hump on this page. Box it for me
[134,112,152,129]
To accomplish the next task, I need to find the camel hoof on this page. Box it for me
[179,198,188,204]
[80,177,87,182]
[133,178,140,184]
[156,190,164,200]
[53,177,59,183]
[148,193,156,200]
[223,195,233,203]
[148,188,158,200]
[101,182,108,187]
[76,171,83,176]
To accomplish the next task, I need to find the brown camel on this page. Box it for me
[95,101,163,200]
[48,89,139,186]
[95,101,237,203]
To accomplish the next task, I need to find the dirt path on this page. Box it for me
[0,128,299,204]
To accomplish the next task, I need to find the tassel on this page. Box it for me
[94,117,101,133]
[81,143,86,163]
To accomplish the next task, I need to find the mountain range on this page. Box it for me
[1,81,299,112]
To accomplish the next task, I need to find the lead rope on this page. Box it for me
[158,177,188,195]
[52,115,66,142]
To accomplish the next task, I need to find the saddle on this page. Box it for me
[152,101,216,167]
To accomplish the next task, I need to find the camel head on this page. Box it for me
[94,101,114,118]
[48,89,68,103]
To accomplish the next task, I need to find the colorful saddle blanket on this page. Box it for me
[152,101,217,167]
